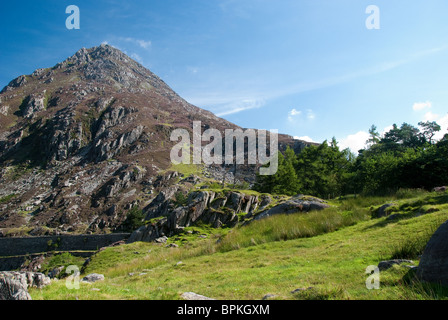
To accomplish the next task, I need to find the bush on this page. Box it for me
[174,192,188,207]
[121,207,145,232]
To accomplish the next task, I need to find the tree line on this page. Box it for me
[254,121,448,198]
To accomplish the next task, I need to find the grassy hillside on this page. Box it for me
[30,189,448,300]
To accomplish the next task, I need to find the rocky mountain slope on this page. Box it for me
[0,44,313,237]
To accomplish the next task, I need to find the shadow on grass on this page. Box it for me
[402,268,448,300]
[363,193,448,231]
[363,211,426,231]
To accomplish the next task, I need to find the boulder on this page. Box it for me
[417,220,448,286]
[180,292,215,300]
[48,266,65,279]
[0,271,51,300]
[376,203,396,218]
[0,272,31,300]
[81,273,105,283]
[254,195,329,221]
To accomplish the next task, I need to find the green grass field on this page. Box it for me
[29,189,448,300]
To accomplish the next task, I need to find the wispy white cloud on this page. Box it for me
[289,108,301,116]
[420,112,448,141]
[413,101,432,111]
[287,108,315,122]
[434,114,448,140]
[187,66,199,74]
[288,108,301,122]
[306,109,315,120]
[136,39,152,49]
[294,135,317,143]
[118,37,152,50]
[423,111,439,122]
[273,47,447,101]
[214,98,266,117]
[339,131,370,153]
[186,46,447,117]
[339,110,448,154]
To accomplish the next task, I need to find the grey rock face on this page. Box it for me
[253,195,330,221]
[1,75,27,93]
[22,93,46,119]
[417,220,448,286]
[0,105,9,116]
[91,125,143,163]
[181,292,215,300]
[0,272,31,300]
[130,190,329,243]
[81,273,105,283]
[0,271,51,300]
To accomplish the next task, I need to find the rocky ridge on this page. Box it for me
[0,44,315,237]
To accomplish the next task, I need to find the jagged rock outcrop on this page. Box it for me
[21,93,46,119]
[129,190,247,242]
[252,195,330,221]
[128,189,329,243]
[0,272,31,300]
[0,271,51,300]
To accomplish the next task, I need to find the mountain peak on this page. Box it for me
[0,44,304,236]
[63,44,129,66]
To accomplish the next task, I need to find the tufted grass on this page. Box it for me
[216,207,369,252]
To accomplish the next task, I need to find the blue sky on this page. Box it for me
[1,0,448,152]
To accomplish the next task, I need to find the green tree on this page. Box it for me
[366,124,380,148]
[294,139,352,198]
[255,147,300,196]
[419,121,441,145]
[120,206,145,232]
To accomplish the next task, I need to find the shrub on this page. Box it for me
[174,191,188,207]
[121,207,145,232]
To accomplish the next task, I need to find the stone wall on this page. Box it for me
[0,233,130,257]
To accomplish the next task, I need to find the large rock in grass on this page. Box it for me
[253,194,330,221]
[181,292,215,300]
[376,203,397,218]
[0,272,31,300]
[82,273,105,283]
[0,271,51,300]
[417,220,448,286]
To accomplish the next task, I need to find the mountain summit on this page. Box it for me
[0,45,307,236]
